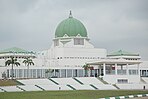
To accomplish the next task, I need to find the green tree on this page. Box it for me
[5,56,20,79]
[45,69,54,78]
[83,64,90,77]
[23,57,34,78]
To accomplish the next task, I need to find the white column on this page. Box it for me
[72,69,74,77]
[16,69,18,78]
[77,69,79,77]
[54,69,56,76]
[83,69,85,77]
[99,65,101,76]
[121,65,123,75]
[140,70,142,77]
[23,69,25,78]
[31,69,33,78]
[65,69,67,78]
[59,69,61,78]
[137,64,140,76]
[126,64,129,75]
[115,63,117,75]
[36,69,37,78]
[28,69,30,78]
[10,69,12,78]
[103,63,106,76]
[42,69,44,78]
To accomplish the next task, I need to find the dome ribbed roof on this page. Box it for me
[55,12,87,38]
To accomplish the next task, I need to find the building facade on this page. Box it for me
[0,12,148,84]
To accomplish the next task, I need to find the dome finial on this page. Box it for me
[69,10,73,18]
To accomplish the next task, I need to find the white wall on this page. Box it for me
[56,38,94,48]
[140,61,148,69]
[53,47,107,67]
[103,75,141,84]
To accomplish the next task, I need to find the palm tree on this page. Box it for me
[89,66,94,77]
[23,57,34,78]
[5,56,20,79]
[45,69,54,78]
[83,64,90,77]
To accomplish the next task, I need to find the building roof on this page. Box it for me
[0,47,34,54]
[55,11,87,38]
[108,50,139,56]
[86,58,141,65]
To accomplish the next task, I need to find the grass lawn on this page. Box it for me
[0,90,148,99]
[0,80,19,86]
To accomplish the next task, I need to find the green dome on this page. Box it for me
[55,14,87,38]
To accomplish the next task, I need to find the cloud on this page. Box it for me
[0,0,148,60]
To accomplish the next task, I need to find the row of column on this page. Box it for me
[102,63,140,76]
[6,69,87,78]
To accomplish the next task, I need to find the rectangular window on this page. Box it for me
[78,69,83,77]
[54,40,59,46]
[37,69,40,78]
[129,69,138,75]
[19,69,22,78]
[74,38,84,45]
[67,69,72,77]
[61,69,66,77]
[117,79,128,83]
[24,69,27,78]
[33,69,36,78]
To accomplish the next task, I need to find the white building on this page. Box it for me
[0,12,148,84]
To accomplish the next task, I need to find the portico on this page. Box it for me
[87,59,142,84]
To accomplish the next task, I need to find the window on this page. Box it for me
[33,69,36,78]
[61,69,66,77]
[19,69,22,78]
[67,69,72,77]
[129,69,138,75]
[73,69,78,77]
[79,69,83,77]
[74,38,84,45]
[117,79,128,83]
[54,40,59,46]
[24,69,27,78]
[37,69,41,78]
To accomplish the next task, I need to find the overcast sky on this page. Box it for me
[0,0,148,60]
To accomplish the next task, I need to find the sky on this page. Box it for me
[0,0,148,60]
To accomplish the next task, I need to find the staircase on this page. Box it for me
[97,77,108,84]
[35,85,45,91]
[16,86,26,91]
[15,80,24,85]
[140,78,147,84]
[90,84,98,90]
[73,78,84,85]
[48,78,59,85]
[112,84,120,89]
[0,87,6,92]
[67,84,76,90]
